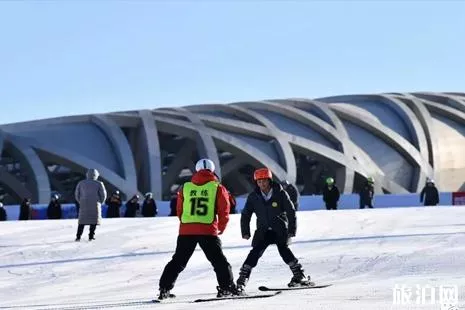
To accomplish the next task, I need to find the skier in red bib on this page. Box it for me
[157,159,239,300]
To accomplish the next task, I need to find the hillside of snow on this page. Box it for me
[1,207,464,310]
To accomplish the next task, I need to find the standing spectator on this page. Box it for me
[47,194,62,219]
[169,194,177,216]
[124,194,140,217]
[74,168,107,241]
[322,177,340,210]
[106,190,122,218]
[142,192,158,217]
[281,180,300,210]
[19,198,31,220]
[420,179,439,206]
[359,177,375,209]
[0,202,6,221]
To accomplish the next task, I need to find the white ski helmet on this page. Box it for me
[195,158,215,172]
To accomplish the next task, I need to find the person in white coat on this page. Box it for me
[74,168,107,241]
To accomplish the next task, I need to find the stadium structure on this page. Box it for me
[0,92,464,204]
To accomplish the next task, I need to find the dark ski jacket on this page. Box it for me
[241,182,296,247]
[142,198,158,217]
[47,201,62,219]
[323,185,340,205]
[124,199,139,217]
[359,182,374,204]
[0,207,6,221]
[420,185,439,206]
[19,199,31,220]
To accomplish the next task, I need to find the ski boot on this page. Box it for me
[158,288,172,300]
[216,283,241,298]
[288,260,313,287]
[236,264,252,294]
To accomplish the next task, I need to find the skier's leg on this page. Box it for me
[237,232,271,290]
[325,203,331,210]
[199,236,237,296]
[76,224,84,241]
[277,243,311,286]
[158,235,197,292]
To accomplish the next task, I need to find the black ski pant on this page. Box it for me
[325,202,338,210]
[159,235,234,291]
[76,224,96,239]
[359,200,373,209]
[243,230,297,268]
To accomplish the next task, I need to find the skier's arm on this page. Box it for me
[216,185,231,234]
[240,195,254,238]
[283,191,297,236]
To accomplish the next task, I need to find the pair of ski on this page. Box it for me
[153,283,332,303]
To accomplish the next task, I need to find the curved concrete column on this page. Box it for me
[0,167,33,201]
[6,134,51,203]
[229,103,297,185]
[18,136,142,200]
[172,107,222,179]
[153,116,289,182]
[137,110,163,200]
[91,115,137,185]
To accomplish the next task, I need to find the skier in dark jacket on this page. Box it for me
[0,203,6,221]
[359,177,374,209]
[322,177,340,210]
[47,194,62,219]
[106,191,122,218]
[236,168,311,293]
[19,198,31,220]
[420,179,439,206]
[142,192,158,217]
[281,180,300,210]
[124,194,140,217]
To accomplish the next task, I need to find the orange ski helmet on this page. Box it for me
[253,168,273,181]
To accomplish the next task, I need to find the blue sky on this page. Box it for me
[1,1,464,125]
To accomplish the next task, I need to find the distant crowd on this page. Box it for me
[0,175,439,222]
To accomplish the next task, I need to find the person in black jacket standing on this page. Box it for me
[359,177,375,209]
[124,194,140,217]
[281,180,300,210]
[142,192,158,217]
[47,194,62,219]
[322,177,340,210]
[19,198,31,220]
[236,168,311,293]
[0,202,6,221]
[420,179,439,206]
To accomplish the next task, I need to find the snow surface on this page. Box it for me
[1,207,464,310]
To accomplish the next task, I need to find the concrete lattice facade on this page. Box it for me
[0,92,464,204]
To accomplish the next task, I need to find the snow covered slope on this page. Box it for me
[1,207,464,309]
